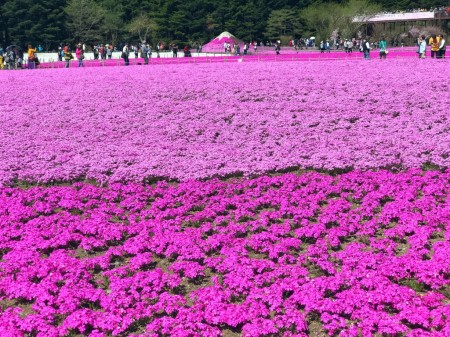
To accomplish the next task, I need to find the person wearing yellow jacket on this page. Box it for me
[429,35,440,59]
[28,45,37,69]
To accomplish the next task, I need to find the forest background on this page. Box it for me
[0,0,448,50]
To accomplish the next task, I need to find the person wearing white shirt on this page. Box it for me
[438,34,446,59]
[418,35,427,59]
[122,44,130,65]
[347,40,353,53]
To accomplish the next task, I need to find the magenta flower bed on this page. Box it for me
[1,59,449,186]
[35,49,419,69]
[0,170,449,337]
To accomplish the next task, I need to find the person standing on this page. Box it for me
[58,44,63,61]
[60,47,65,62]
[438,35,446,59]
[107,45,113,59]
[99,44,105,60]
[379,36,387,59]
[275,43,280,55]
[429,34,440,59]
[348,39,353,53]
[418,35,427,59]
[183,45,192,57]
[4,49,14,70]
[75,44,84,67]
[362,39,371,59]
[0,48,3,70]
[64,45,73,68]
[27,44,37,69]
[141,42,148,64]
[172,44,178,58]
[17,50,23,69]
[93,45,99,60]
[122,44,130,66]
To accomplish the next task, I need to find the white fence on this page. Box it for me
[25,51,228,63]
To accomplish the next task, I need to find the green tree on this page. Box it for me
[1,0,448,49]
[264,9,305,40]
[65,0,106,43]
[102,12,123,45]
[97,0,124,45]
[128,14,157,42]
[303,0,380,40]
[2,0,67,49]
[339,0,381,37]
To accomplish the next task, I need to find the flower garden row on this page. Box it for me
[34,48,420,69]
[0,170,449,336]
[1,59,449,186]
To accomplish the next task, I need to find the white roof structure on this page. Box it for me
[354,11,436,23]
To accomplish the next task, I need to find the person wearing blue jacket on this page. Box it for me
[418,35,426,59]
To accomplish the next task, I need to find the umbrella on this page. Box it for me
[6,45,22,51]
[310,37,316,40]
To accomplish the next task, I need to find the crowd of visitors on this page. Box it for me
[0,33,446,69]
[417,34,446,59]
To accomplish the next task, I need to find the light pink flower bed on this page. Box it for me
[1,56,449,337]
[1,59,449,186]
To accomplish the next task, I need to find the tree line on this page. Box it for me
[0,0,447,50]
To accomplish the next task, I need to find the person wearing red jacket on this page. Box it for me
[75,43,84,67]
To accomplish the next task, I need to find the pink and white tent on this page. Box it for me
[202,32,245,53]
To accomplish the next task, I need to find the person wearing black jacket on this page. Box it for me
[122,44,130,66]
[362,39,371,59]
[141,42,148,64]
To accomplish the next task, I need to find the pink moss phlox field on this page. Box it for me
[1,170,449,336]
[0,59,449,185]
[34,48,420,69]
